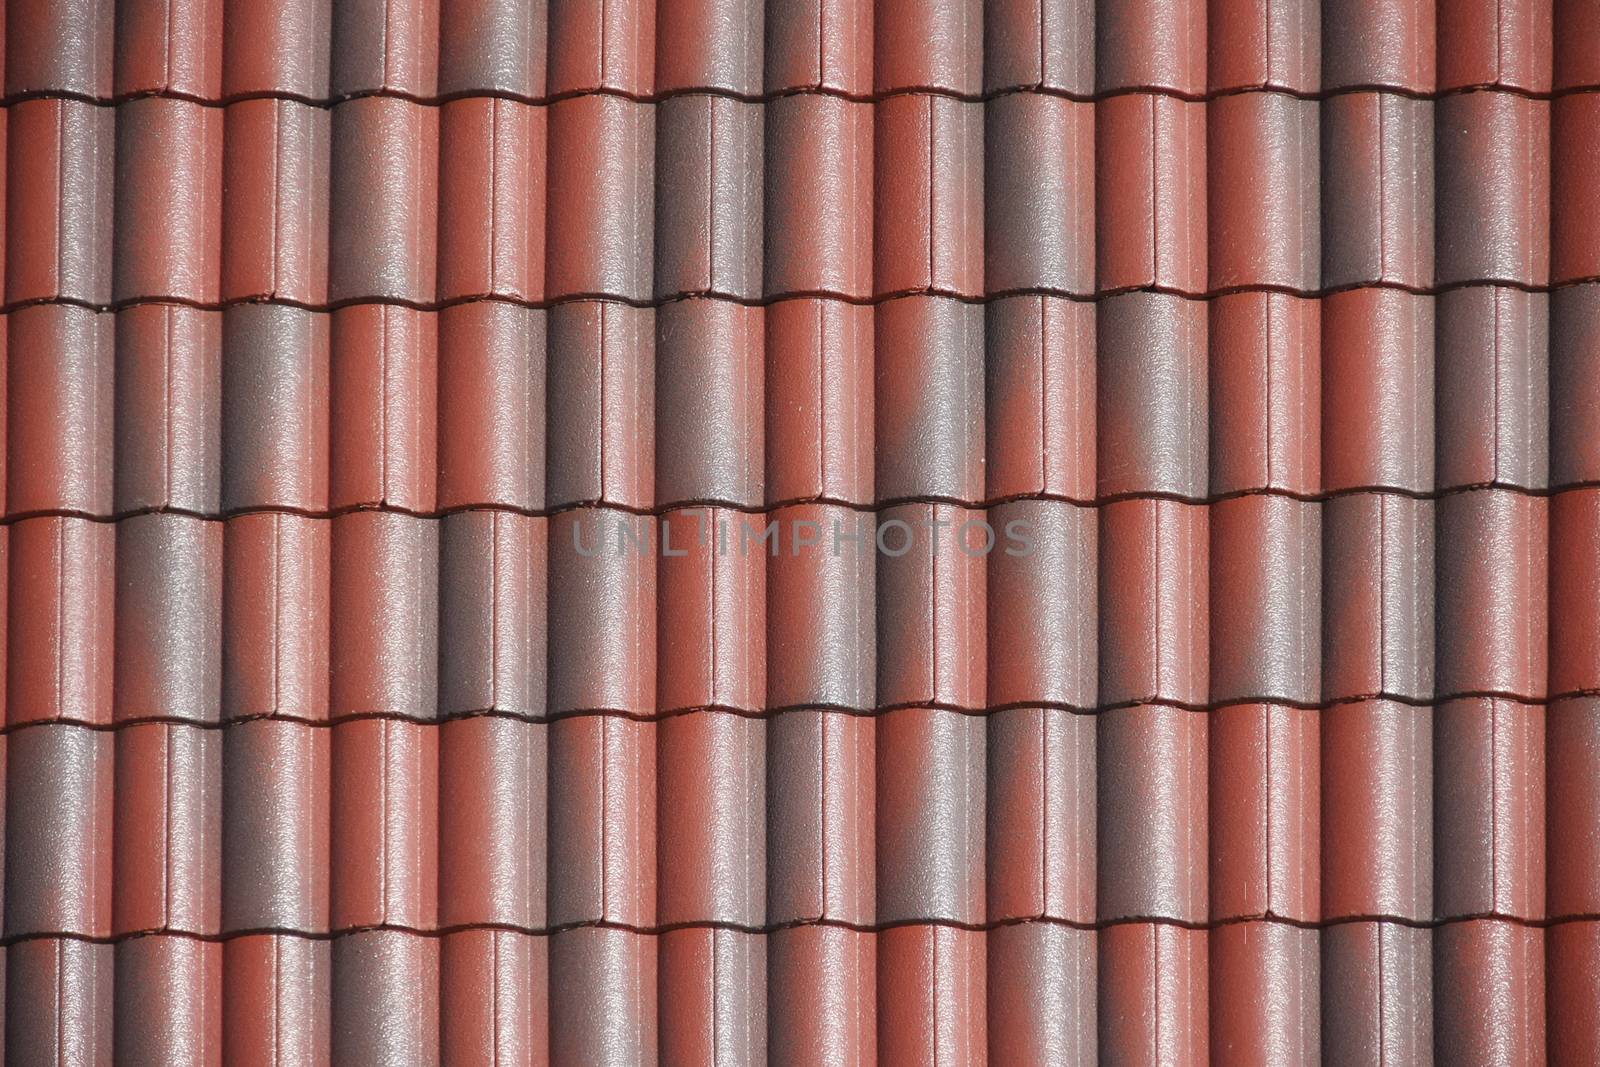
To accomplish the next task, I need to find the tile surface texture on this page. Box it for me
[0,0,1594,1063]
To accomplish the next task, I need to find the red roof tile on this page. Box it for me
[2,1,1598,1062]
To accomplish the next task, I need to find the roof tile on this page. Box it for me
[221,935,331,1067]
[763,0,871,95]
[438,0,547,98]
[984,0,1095,95]
[220,0,332,99]
[437,96,547,303]
[5,0,114,98]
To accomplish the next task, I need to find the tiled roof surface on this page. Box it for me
[1,0,1598,1064]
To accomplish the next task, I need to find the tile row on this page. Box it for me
[6,0,1598,102]
[7,919,1593,1066]
[5,289,1600,520]
[0,701,1588,938]
[5,89,1599,307]
[0,489,1584,725]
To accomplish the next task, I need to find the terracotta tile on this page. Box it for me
[328,97,439,303]
[545,94,653,302]
[656,507,765,713]
[546,0,654,95]
[437,716,547,929]
[438,511,547,718]
[654,96,763,301]
[112,305,222,513]
[1435,92,1550,288]
[4,723,113,938]
[986,923,1096,1064]
[986,499,1098,709]
[874,296,985,503]
[6,305,114,517]
[221,720,330,933]
[113,724,223,936]
[764,0,871,94]
[1096,704,1207,922]
[655,300,764,507]
[875,503,987,710]
[329,304,438,513]
[1552,285,1600,488]
[5,939,113,1065]
[874,0,982,94]
[115,0,223,98]
[220,0,332,98]
[654,0,763,95]
[765,503,876,710]
[545,301,654,511]
[1096,292,1208,498]
[1433,697,1545,920]
[659,929,765,1065]
[437,97,546,303]
[1094,93,1207,294]
[1437,0,1553,92]
[763,95,873,299]
[1547,922,1600,1064]
[1319,92,1434,290]
[114,513,223,724]
[765,709,875,925]
[546,715,656,927]
[875,707,985,924]
[984,94,1095,297]
[8,517,115,727]
[329,0,439,97]
[435,302,546,511]
[440,929,549,1067]
[329,718,439,929]
[1319,923,1432,1064]
[1553,93,1600,285]
[5,0,114,97]
[1098,923,1207,1067]
[5,99,113,306]
[1550,491,1600,696]
[1435,287,1549,491]
[1207,292,1320,496]
[656,710,765,924]
[1208,702,1319,922]
[330,931,441,1065]
[222,935,331,1066]
[114,936,222,1066]
[878,925,986,1066]
[1097,498,1209,707]
[1321,0,1435,92]
[438,0,547,97]
[1208,0,1319,93]
[1207,922,1319,1065]
[985,706,1096,922]
[1320,700,1432,921]
[767,926,875,1066]
[1320,493,1435,702]
[1094,0,1206,95]
[984,0,1095,94]
[1207,92,1320,292]
[219,305,331,512]
[1320,288,1435,493]
[113,98,223,304]
[875,95,983,298]
[546,509,656,717]
[1208,495,1321,705]
[221,512,331,722]
[1555,0,1600,91]
[1434,489,1547,698]
[762,298,873,506]
[1433,920,1546,1064]
[329,511,439,719]
[548,928,656,1067]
